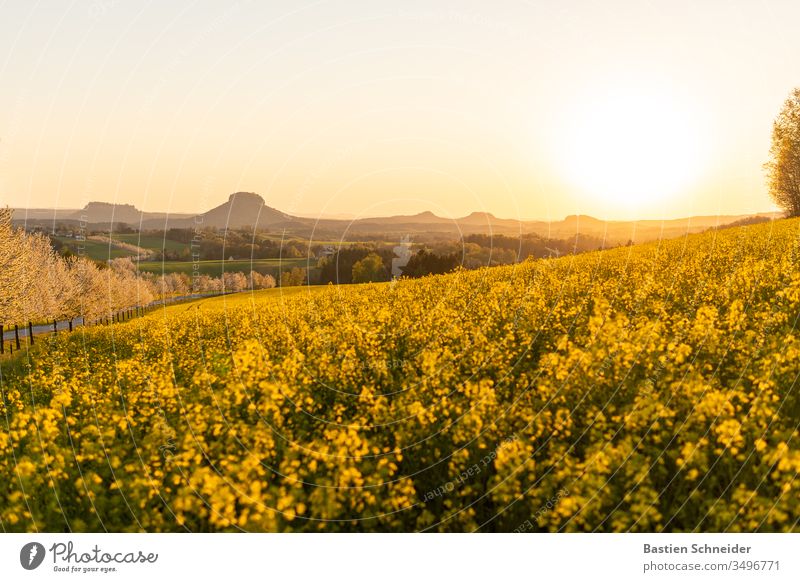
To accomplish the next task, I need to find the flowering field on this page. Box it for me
[2,218,800,532]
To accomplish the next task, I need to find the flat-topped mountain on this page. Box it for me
[71,202,144,224]
[198,192,289,229]
[358,210,448,225]
[12,201,193,225]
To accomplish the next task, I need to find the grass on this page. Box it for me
[136,257,313,276]
[112,234,187,252]
[0,349,29,374]
[54,237,137,261]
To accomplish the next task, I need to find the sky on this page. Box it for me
[0,0,797,221]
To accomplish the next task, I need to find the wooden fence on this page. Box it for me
[0,290,236,356]
[1,305,150,356]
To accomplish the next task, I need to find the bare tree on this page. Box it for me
[766,88,800,216]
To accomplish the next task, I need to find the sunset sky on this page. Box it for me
[0,0,797,220]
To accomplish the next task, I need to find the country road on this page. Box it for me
[1,292,231,343]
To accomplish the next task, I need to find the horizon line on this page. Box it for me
[7,200,783,226]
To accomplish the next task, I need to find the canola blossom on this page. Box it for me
[2,218,800,532]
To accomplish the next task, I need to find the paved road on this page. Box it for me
[1,292,227,343]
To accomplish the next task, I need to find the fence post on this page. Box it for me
[14,325,20,350]
[28,322,34,345]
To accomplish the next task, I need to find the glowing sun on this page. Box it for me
[559,88,706,208]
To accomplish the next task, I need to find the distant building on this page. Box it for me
[319,245,336,258]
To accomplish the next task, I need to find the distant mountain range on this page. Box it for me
[13,192,782,244]
[15,201,193,225]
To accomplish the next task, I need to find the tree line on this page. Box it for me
[0,208,153,324]
[316,232,609,284]
[0,209,299,326]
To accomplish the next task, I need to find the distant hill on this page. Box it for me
[361,210,446,225]
[457,211,504,226]
[70,202,146,224]
[12,201,193,227]
[13,192,783,244]
[197,192,289,229]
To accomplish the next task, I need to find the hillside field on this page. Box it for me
[156,285,333,316]
[53,236,138,261]
[3,218,800,532]
[136,257,312,277]
[112,234,188,253]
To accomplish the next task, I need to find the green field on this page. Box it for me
[54,236,137,261]
[136,257,313,276]
[112,234,187,252]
